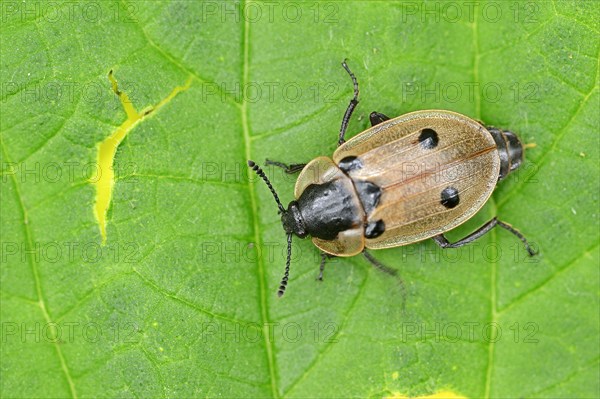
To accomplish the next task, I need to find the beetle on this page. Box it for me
[248,60,536,297]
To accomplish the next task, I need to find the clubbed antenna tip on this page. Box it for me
[277,233,293,297]
[247,159,285,213]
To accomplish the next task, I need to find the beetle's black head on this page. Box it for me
[247,160,296,297]
[281,201,308,238]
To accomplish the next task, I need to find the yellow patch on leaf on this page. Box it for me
[94,71,192,244]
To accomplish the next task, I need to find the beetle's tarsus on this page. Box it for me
[496,220,538,256]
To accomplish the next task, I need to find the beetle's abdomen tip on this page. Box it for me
[503,130,524,172]
[489,127,524,180]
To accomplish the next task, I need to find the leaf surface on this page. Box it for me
[1,1,598,398]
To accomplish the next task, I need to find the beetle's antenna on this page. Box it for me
[247,160,285,213]
[248,160,294,296]
[277,233,293,297]
[338,59,360,146]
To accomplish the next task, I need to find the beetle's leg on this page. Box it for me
[363,250,407,308]
[265,159,306,174]
[432,217,537,256]
[363,251,397,276]
[317,252,338,280]
[338,59,360,146]
[369,112,390,126]
[317,252,328,281]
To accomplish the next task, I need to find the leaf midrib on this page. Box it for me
[240,1,279,397]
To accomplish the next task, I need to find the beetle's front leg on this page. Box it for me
[265,159,307,174]
[432,217,537,256]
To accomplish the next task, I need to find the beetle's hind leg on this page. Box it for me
[369,112,390,126]
[265,159,306,174]
[432,217,537,256]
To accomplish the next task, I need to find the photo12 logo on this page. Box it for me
[398,2,540,23]
[199,2,339,24]
[1,161,138,184]
[1,321,141,344]
[198,81,339,104]
[1,2,138,24]
[200,321,339,344]
[402,81,540,104]
[399,321,540,343]
[1,241,139,264]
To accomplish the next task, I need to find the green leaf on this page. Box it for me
[1,1,598,398]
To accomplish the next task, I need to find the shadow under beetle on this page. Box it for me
[248,60,536,297]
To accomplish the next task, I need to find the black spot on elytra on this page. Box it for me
[365,220,385,238]
[419,128,439,149]
[338,156,363,172]
[441,186,460,209]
